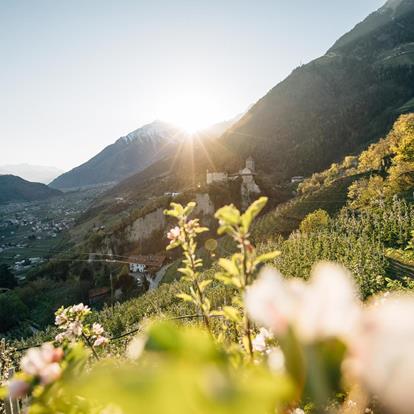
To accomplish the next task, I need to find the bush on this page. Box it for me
[0,264,17,289]
[299,209,330,234]
[0,292,28,332]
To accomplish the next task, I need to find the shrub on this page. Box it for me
[0,292,28,332]
[299,209,330,234]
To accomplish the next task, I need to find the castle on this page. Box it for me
[206,157,260,209]
[206,156,257,185]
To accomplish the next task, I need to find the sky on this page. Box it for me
[0,0,385,172]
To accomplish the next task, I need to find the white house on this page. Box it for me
[130,262,146,273]
[206,171,228,185]
[129,255,166,275]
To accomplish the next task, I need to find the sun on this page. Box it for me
[173,111,214,134]
[158,90,227,135]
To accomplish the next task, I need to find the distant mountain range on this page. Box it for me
[0,164,63,184]
[50,117,240,190]
[95,0,414,203]
[0,175,62,203]
[53,0,414,198]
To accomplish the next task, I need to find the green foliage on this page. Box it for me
[0,175,61,203]
[70,322,293,414]
[0,264,17,289]
[299,209,330,234]
[347,175,386,209]
[164,201,211,331]
[115,265,135,294]
[4,192,414,413]
[349,114,414,207]
[298,157,358,195]
[0,292,28,332]
[213,197,280,357]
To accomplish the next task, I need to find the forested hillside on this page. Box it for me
[216,0,414,179]
[0,175,61,203]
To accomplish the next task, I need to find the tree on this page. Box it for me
[299,209,330,234]
[347,175,387,209]
[0,264,17,289]
[0,292,28,332]
[115,265,135,293]
[80,267,94,286]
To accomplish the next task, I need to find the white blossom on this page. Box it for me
[252,328,273,352]
[92,323,104,336]
[93,336,109,347]
[20,343,63,385]
[245,262,360,343]
[245,267,303,336]
[71,303,90,314]
[345,295,414,414]
[294,262,360,343]
[126,336,146,360]
[267,347,285,373]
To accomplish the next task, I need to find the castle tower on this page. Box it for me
[246,156,255,172]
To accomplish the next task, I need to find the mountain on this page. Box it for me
[0,175,62,203]
[50,115,242,191]
[94,0,414,205]
[49,121,184,190]
[0,164,64,184]
[213,0,414,180]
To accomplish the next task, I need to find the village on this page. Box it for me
[0,188,105,276]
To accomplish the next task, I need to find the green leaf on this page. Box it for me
[217,224,233,236]
[214,273,233,285]
[183,202,196,216]
[195,226,209,234]
[166,241,180,250]
[178,267,193,278]
[199,279,212,291]
[215,205,241,226]
[176,293,194,302]
[254,251,281,265]
[241,197,268,232]
[222,306,241,323]
[218,258,239,276]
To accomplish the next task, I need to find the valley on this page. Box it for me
[1,1,414,412]
[0,187,108,278]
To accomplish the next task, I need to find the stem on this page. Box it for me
[182,223,212,335]
[240,235,254,359]
[82,333,100,361]
[193,279,212,333]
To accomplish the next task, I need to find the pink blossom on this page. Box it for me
[92,323,104,336]
[93,336,109,347]
[167,226,180,241]
[39,362,61,385]
[8,379,30,399]
[20,343,63,385]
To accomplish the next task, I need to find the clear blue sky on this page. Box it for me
[0,0,385,171]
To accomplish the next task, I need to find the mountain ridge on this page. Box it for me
[0,175,62,203]
[101,0,414,202]
[0,164,64,184]
[50,117,239,191]
[214,0,414,179]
